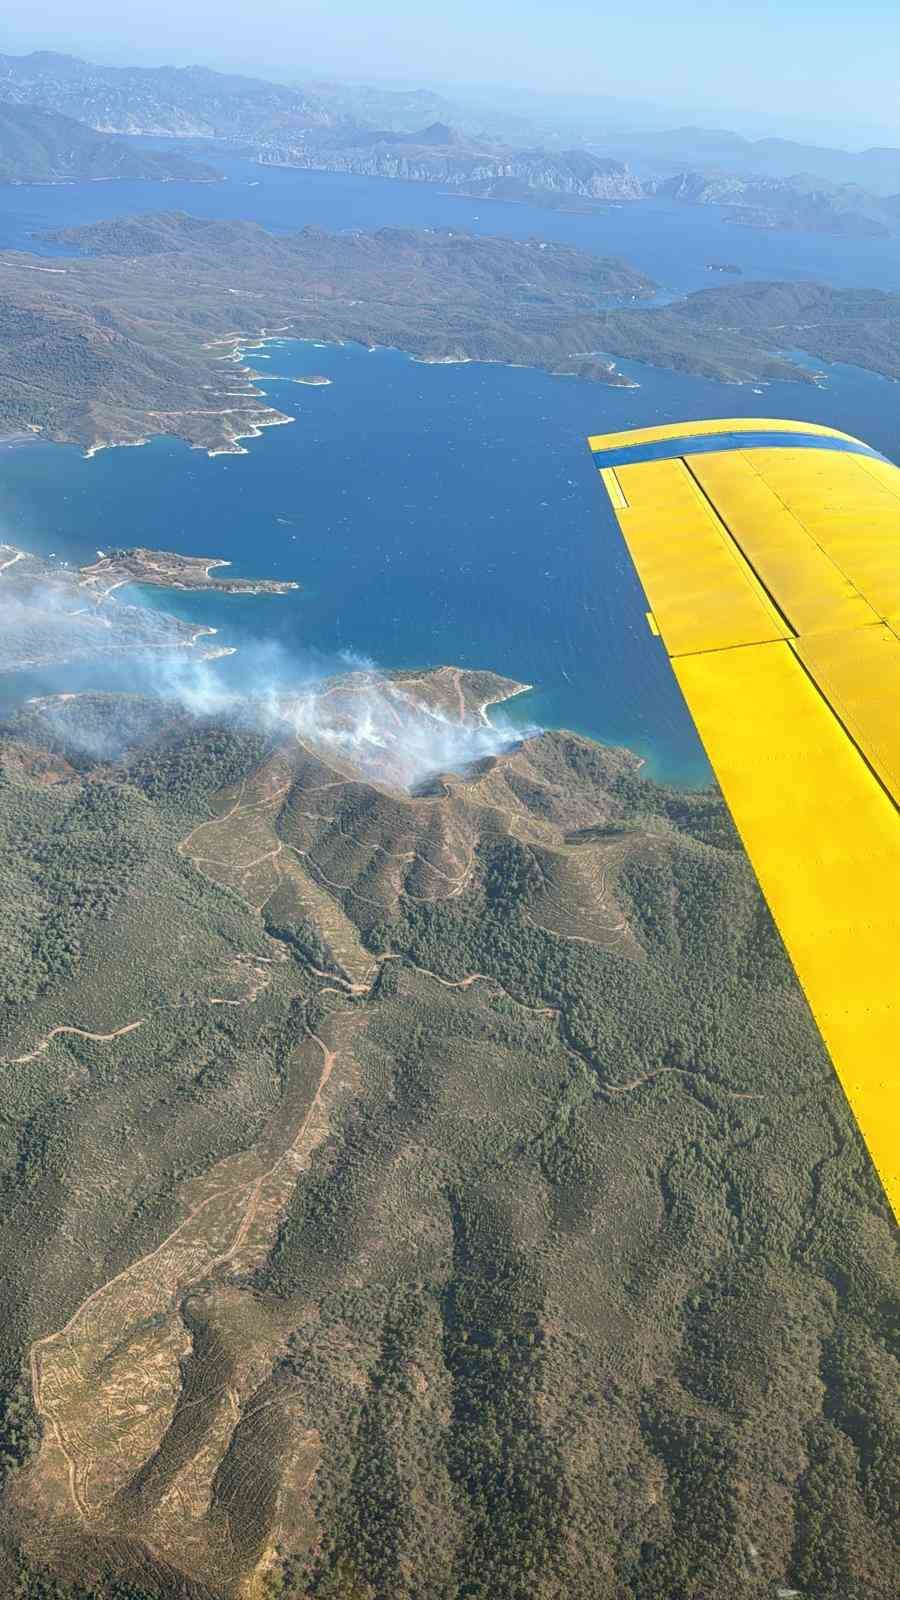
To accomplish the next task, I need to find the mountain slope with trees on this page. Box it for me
[0,100,217,184]
[0,675,894,1597]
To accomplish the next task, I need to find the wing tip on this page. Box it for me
[586,416,867,455]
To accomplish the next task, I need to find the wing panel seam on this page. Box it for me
[787,638,900,818]
[732,448,881,620]
[679,456,798,640]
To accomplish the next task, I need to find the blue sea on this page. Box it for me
[3,154,900,785]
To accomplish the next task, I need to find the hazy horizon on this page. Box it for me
[2,0,898,149]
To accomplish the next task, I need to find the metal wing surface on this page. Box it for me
[589,416,900,1218]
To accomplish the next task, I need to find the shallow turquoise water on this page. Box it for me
[2,165,900,785]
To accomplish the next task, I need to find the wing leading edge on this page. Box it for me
[588,416,899,1219]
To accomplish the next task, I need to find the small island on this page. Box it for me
[0,542,297,674]
[293,374,332,386]
[79,547,300,597]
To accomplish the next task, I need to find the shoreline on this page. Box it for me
[478,679,534,726]
[0,670,710,790]
[0,429,42,452]
[67,320,654,460]
[24,315,833,463]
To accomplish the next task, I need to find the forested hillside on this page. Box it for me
[0,101,217,183]
[0,675,894,1598]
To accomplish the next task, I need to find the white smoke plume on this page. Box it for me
[277,675,528,790]
[5,627,536,791]
[0,538,536,787]
[157,645,533,790]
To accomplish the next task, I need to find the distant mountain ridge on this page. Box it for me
[257,123,898,233]
[258,125,644,203]
[600,123,900,194]
[651,168,898,238]
[0,99,217,184]
[0,50,333,140]
[6,50,900,185]
[2,51,899,233]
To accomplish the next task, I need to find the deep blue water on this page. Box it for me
[2,161,900,785]
[6,142,900,297]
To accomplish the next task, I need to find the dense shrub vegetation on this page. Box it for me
[0,705,895,1598]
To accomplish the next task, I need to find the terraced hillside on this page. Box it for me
[0,670,895,1599]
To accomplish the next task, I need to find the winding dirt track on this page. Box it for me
[23,781,346,1525]
[28,1026,338,1522]
[11,1019,146,1066]
[18,740,765,1539]
[605,1064,763,1100]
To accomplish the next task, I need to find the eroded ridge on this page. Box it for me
[19,1013,350,1576]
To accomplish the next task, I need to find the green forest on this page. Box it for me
[0,693,895,1599]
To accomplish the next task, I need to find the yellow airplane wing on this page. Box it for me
[588,416,899,1218]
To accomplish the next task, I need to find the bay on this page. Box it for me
[2,160,899,785]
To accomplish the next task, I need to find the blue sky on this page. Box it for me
[3,1,898,144]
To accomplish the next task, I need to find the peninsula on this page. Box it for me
[3,213,900,455]
[79,546,300,596]
[0,214,655,454]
